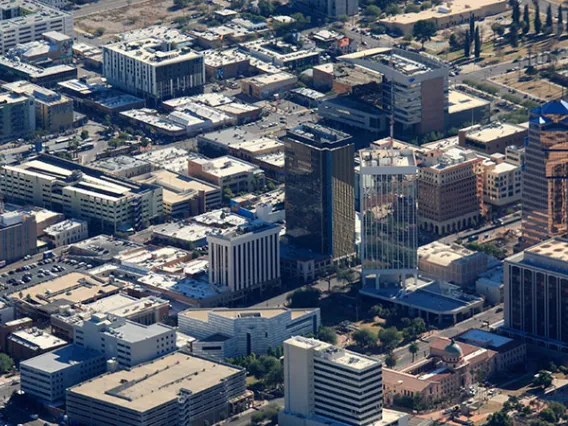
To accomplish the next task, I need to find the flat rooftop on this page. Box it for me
[457,329,515,350]
[189,154,260,178]
[381,0,507,25]
[150,169,219,194]
[138,272,228,300]
[522,237,568,264]
[462,122,527,143]
[287,336,379,371]
[68,353,241,412]
[97,319,172,343]
[104,38,201,66]
[449,90,490,114]
[360,148,417,169]
[86,293,167,317]
[9,328,66,351]
[418,242,479,267]
[243,71,296,86]
[9,272,120,306]
[90,156,150,173]
[0,0,71,32]
[180,307,316,322]
[44,219,85,235]
[21,344,103,374]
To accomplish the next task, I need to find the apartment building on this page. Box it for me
[43,218,88,247]
[340,48,448,138]
[3,81,73,132]
[0,154,163,233]
[208,222,281,297]
[66,352,248,426]
[179,307,319,359]
[20,344,106,404]
[0,91,35,142]
[522,100,568,247]
[188,154,265,195]
[279,336,408,426]
[0,0,74,54]
[0,211,37,264]
[74,314,176,369]
[459,122,527,155]
[418,147,484,235]
[505,237,568,349]
[103,37,204,105]
[285,123,355,260]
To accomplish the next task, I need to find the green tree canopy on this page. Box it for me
[352,328,378,349]
[287,287,321,308]
[413,20,437,48]
[317,326,338,344]
[0,354,13,373]
[379,327,402,351]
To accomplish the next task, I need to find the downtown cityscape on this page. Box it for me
[0,0,567,425]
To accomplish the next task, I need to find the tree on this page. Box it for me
[558,5,564,35]
[533,370,553,388]
[539,408,557,424]
[264,364,283,388]
[287,287,321,308]
[94,27,105,37]
[385,352,397,368]
[546,4,553,33]
[80,129,89,140]
[449,33,460,50]
[523,4,530,34]
[486,411,512,426]
[547,401,566,420]
[317,327,338,344]
[222,187,234,204]
[409,341,419,362]
[512,1,520,26]
[474,26,481,58]
[0,354,13,374]
[492,22,505,41]
[469,13,475,41]
[412,20,437,49]
[352,328,378,349]
[378,327,402,352]
[363,5,382,17]
[258,0,275,17]
[174,0,190,8]
[509,24,518,48]
[535,3,542,34]
[464,30,471,57]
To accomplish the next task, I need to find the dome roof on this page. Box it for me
[444,339,463,357]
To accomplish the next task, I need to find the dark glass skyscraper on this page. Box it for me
[284,123,355,259]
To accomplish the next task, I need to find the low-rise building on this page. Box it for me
[240,72,297,100]
[139,169,222,217]
[187,154,265,194]
[66,352,249,426]
[0,317,31,351]
[51,293,169,340]
[43,219,88,247]
[135,147,191,174]
[418,242,488,287]
[448,90,490,129]
[230,188,285,223]
[3,80,73,132]
[0,211,37,264]
[20,344,106,404]
[240,40,319,70]
[90,156,152,178]
[74,314,176,369]
[459,122,528,155]
[8,272,121,319]
[7,328,67,361]
[178,307,320,359]
[476,267,504,305]
[204,48,250,81]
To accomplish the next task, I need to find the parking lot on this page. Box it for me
[0,258,94,297]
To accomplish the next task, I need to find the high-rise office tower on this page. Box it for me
[340,48,448,139]
[278,336,408,426]
[522,100,568,248]
[284,123,355,260]
[359,148,418,288]
[504,237,568,349]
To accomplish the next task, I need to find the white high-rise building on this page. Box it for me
[279,336,408,426]
[359,148,418,289]
[207,222,281,294]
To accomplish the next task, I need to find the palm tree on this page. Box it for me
[409,341,419,362]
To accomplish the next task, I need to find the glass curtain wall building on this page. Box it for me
[360,148,418,288]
